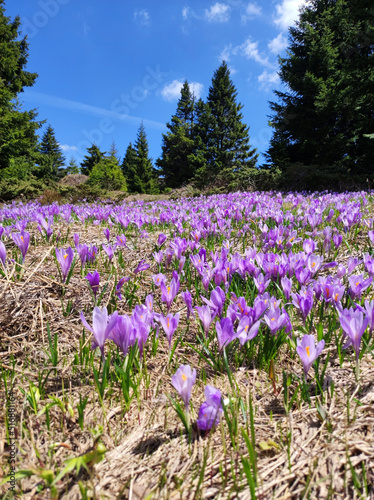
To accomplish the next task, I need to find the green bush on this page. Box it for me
[88,158,127,191]
[0,177,46,201]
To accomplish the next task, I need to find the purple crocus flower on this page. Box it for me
[55,247,74,282]
[216,317,237,351]
[160,278,179,311]
[80,306,118,359]
[197,385,223,432]
[12,231,30,261]
[181,290,194,320]
[281,276,292,300]
[296,334,325,378]
[171,365,196,410]
[103,228,110,242]
[338,307,369,361]
[102,243,116,261]
[152,250,164,265]
[134,259,150,274]
[0,240,6,267]
[160,312,180,350]
[115,276,130,300]
[195,305,216,336]
[152,273,166,287]
[157,233,167,247]
[348,274,372,299]
[253,273,271,294]
[202,286,226,318]
[264,306,287,335]
[73,233,80,248]
[116,234,127,247]
[237,316,260,345]
[85,270,100,298]
[108,314,136,356]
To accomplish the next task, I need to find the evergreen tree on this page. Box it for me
[266,0,374,187]
[157,81,198,188]
[196,61,258,189]
[89,156,127,191]
[80,144,104,175]
[38,124,66,180]
[121,142,138,192]
[0,1,41,172]
[126,123,157,193]
[66,157,80,175]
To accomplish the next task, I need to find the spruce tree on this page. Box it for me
[157,81,197,188]
[0,1,41,172]
[38,125,66,180]
[128,123,158,194]
[266,0,374,188]
[196,61,258,189]
[121,142,138,192]
[80,144,104,175]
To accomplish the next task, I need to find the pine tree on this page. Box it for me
[121,142,138,192]
[266,0,374,188]
[66,157,80,175]
[196,61,258,189]
[157,81,197,188]
[127,123,157,193]
[80,144,104,175]
[38,125,66,180]
[0,1,41,172]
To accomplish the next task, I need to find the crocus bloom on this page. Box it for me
[160,278,179,311]
[181,290,194,320]
[80,306,118,359]
[108,314,136,356]
[85,270,100,298]
[296,334,325,378]
[102,243,116,261]
[195,305,216,336]
[115,276,130,300]
[134,259,150,274]
[116,234,127,247]
[157,233,167,247]
[12,231,30,261]
[152,273,166,287]
[55,247,74,282]
[264,306,288,335]
[0,240,6,267]
[171,365,196,409]
[237,316,260,345]
[348,274,372,299]
[160,312,180,350]
[338,308,369,361]
[103,228,110,242]
[216,317,237,351]
[197,385,223,431]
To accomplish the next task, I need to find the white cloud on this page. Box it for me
[182,6,190,20]
[205,3,230,22]
[134,9,150,26]
[220,45,232,63]
[161,80,203,102]
[241,3,262,23]
[60,144,78,152]
[258,70,280,90]
[268,33,288,54]
[190,82,204,99]
[233,38,272,67]
[273,0,308,31]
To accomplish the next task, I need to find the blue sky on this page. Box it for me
[8,0,308,168]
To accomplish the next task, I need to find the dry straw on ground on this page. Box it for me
[0,200,373,499]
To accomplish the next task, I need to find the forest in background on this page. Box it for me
[0,0,373,201]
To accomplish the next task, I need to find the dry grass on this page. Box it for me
[0,200,373,500]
